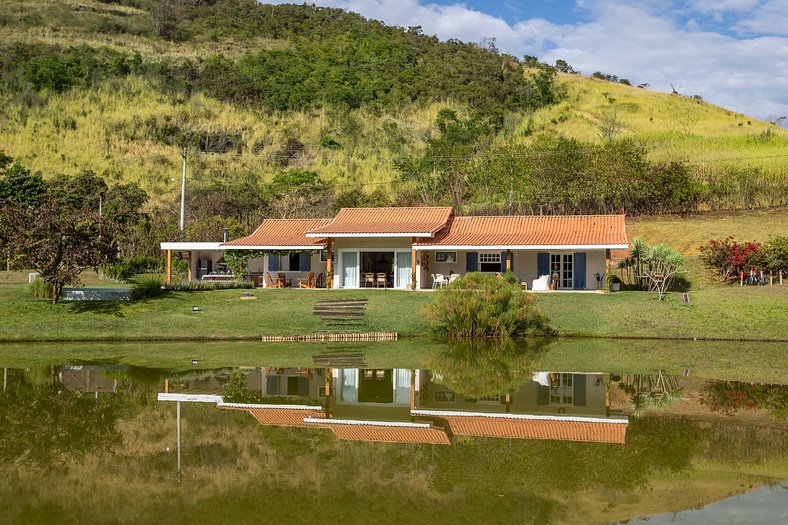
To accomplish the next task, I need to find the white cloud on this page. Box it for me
[263,0,788,119]
[734,0,788,36]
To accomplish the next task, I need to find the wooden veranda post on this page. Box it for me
[326,239,333,288]
[506,249,511,271]
[186,251,192,281]
[410,369,416,410]
[411,245,417,290]
[166,249,172,285]
[605,249,611,278]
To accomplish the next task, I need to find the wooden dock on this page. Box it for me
[261,332,397,343]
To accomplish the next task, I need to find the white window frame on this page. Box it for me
[479,252,501,272]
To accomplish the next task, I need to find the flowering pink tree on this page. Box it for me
[699,237,761,282]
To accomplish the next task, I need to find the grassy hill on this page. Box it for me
[1,0,786,212]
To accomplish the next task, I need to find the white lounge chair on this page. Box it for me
[531,275,550,291]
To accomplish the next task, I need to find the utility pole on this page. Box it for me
[179,147,187,233]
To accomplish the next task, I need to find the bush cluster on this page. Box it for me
[699,236,788,282]
[101,256,166,281]
[425,273,553,338]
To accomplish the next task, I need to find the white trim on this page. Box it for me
[157,393,223,403]
[306,232,434,238]
[160,242,223,251]
[222,244,324,250]
[413,244,629,250]
[304,418,432,428]
[411,409,628,424]
[218,402,323,410]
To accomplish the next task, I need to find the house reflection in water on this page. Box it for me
[60,366,124,395]
[159,368,628,446]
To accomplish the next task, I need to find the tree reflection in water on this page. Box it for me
[423,338,548,398]
[618,370,684,417]
[0,367,124,467]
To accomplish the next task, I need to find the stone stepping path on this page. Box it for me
[312,298,368,332]
[313,352,368,367]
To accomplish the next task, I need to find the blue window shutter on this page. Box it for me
[269,255,279,272]
[299,253,311,271]
[574,252,586,290]
[537,252,549,277]
[466,252,478,272]
[537,385,549,405]
[500,251,507,272]
[573,374,587,406]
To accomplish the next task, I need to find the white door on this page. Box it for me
[395,251,412,289]
[341,251,359,288]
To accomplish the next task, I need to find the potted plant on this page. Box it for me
[594,272,605,290]
[607,274,622,292]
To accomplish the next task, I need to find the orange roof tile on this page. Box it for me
[311,421,451,445]
[246,407,325,427]
[414,215,628,247]
[307,207,453,236]
[440,415,627,444]
[223,218,332,248]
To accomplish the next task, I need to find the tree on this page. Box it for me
[554,59,575,74]
[597,110,623,142]
[638,243,685,301]
[1,199,120,303]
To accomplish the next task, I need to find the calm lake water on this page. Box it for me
[1,340,786,524]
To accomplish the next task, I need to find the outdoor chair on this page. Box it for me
[277,272,292,287]
[531,275,550,291]
[266,272,283,288]
[315,273,324,288]
[298,271,315,288]
[375,272,389,288]
[432,273,447,288]
[449,273,461,283]
[363,272,375,287]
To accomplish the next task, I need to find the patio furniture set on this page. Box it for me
[265,271,324,288]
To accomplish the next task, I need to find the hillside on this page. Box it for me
[1,0,787,246]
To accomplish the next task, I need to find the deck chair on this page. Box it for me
[266,272,283,288]
[298,271,315,288]
[278,272,292,287]
[315,273,324,288]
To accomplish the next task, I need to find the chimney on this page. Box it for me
[222,228,228,243]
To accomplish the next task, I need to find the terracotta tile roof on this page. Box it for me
[306,207,453,236]
[246,407,325,427]
[309,421,451,445]
[223,218,332,248]
[440,415,627,444]
[413,215,628,247]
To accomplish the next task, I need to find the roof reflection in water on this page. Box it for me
[158,367,628,445]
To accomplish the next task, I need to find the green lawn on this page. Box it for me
[537,286,787,340]
[0,284,434,341]
[0,280,785,342]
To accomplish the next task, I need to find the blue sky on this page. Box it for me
[267,1,788,120]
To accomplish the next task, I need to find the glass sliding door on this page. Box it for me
[395,251,412,289]
[341,251,359,288]
[549,253,574,289]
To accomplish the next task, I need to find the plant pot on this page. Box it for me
[611,283,620,292]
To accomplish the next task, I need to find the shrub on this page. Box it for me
[130,275,165,300]
[29,278,52,299]
[166,280,253,291]
[425,273,552,338]
[101,256,166,281]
